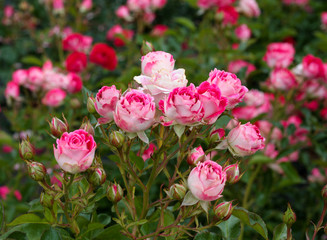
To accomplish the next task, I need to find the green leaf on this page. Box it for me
[273,223,287,240]
[217,215,241,240]
[0,223,50,240]
[94,224,129,240]
[41,227,61,240]
[232,207,268,240]
[21,55,43,66]
[97,214,111,226]
[194,231,221,240]
[7,213,48,227]
[175,17,196,31]
[164,210,175,227]
[0,201,4,231]
[248,154,274,165]
[129,151,145,171]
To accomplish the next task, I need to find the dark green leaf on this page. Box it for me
[217,215,241,240]
[194,231,221,240]
[129,151,144,171]
[7,213,48,227]
[273,223,287,240]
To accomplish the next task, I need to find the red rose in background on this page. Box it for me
[90,43,118,70]
[65,52,87,73]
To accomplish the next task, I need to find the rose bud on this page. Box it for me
[49,117,69,138]
[322,184,327,201]
[27,161,47,181]
[87,96,96,114]
[214,201,233,221]
[80,119,95,136]
[224,164,241,184]
[109,131,125,148]
[187,146,206,166]
[40,191,54,208]
[53,129,97,174]
[188,160,226,201]
[283,203,296,227]
[141,41,155,56]
[107,183,123,203]
[19,138,35,160]
[88,167,106,187]
[166,183,187,200]
[210,128,225,143]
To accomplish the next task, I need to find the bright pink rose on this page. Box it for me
[14,190,22,201]
[114,90,156,132]
[95,86,121,123]
[263,143,279,159]
[5,81,20,101]
[197,82,227,124]
[188,160,226,201]
[27,67,44,91]
[151,24,168,37]
[66,73,83,94]
[281,115,302,128]
[143,12,156,24]
[141,143,157,161]
[80,0,92,12]
[187,146,205,166]
[226,122,265,157]
[62,33,93,53]
[159,84,204,126]
[53,0,64,14]
[235,24,251,41]
[302,79,327,99]
[141,51,175,77]
[12,69,28,85]
[127,0,151,12]
[54,129,96,174]
[4,6,14,18]
[269,68,298,90]
[227,60,256,77]
[0,186,10,200]
[304,100,319,111]
[151,0,167,9]
[308,168,326,183]
[207,69,248,109]
[302,54,325,79]
[116,5,132,21]
[2,145,13,153]
[263,42,295,68]
[320,107,327,120]
[42,88,67,107]
[43,71,69,91]
[106,25,134,47]
[65,52,87,73]
[238,0,260,17]
[90,43,118,70]
[217,6,239,26]
[322,12,327,28]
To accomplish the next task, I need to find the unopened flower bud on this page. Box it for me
[322,185,327,200]
[166,183,187,200]
[187,146,205,166]
[210,128,225,143]
[141,41,155,56]
[283,203,296,227]
[19,138,35,160]
[89,167,106,187]
[224,163,240,184]
[27,161,47,181]
[214,201,233,221]
[109,131,125,148]
[49,117,69,138]
[87,97,96,114]
[40,191,54,208]
[80,120,95,136]
[107,183,123,203]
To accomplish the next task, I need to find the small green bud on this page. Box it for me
[49,117,69,138]
[283,203,296,227]
[27,161,47,181]
[89,167,106,187]
[87,97,96,114]
[214,201,233,221]
[107,182,123,203]
[166,183,187,200]
[80,119,95,136]
[109,131,125,148]
[19,138,35,160]
[141,41,155,56]
[40,191,54,208]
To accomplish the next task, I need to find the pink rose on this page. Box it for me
[302,54,325,79]
[151,24,168,37]
[14,190,22,201]
[308,168,326,183]
[65,51,87,73]
[62,33,93,53]
[80,0,92,12]
[207,69,248,109]
[303,100,319,111]
[26,67,44,91]
[2,145,13,153]
[12,69,28,85]
[141,51,175,77]
[197,81,227,124]
[66,73,83,94]
[95,86,121,123]
[188,160,226,201]
[263,42,295,68]
[4,6,14,18]
[54,129,96,174]
[263,143,279,159]
[322,12,327,28]
[5,81,20,101]
[141,143,157,161]
[217,6,239,26]
[227,60,256,77]
[53,0,64,14]
[187,146,205,166]
[114,90,156,132]
[302,79,327,99]
[151,0,167,9]
[238,0,260,17]
[226,122,265,157]
[320,107,327,120]
[42,88,67,107]
[43,71,69,91]
[116,5,132,21]
[159,84,204,126]
[127,0,151,12]
[0,186,10,200]
[255,120,282,142]
[143,12,156,24]
[234,24,251,41]
[106,25,134,47]
[197,0,216,9]
[277,151,298,163]
[268,68,298,90]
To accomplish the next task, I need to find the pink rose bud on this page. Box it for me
[321,12,327,29]
[269,68,298,90]
[19,138,35,160]
[80,119,95,136]
[263,42,295,69]
[228,60,256,77]
[114,90,156,133]
[66,73,83,94]
[42,89,67,107]
[87,96,96,114]
[95,86,121,124]
[5,81,20,102]
[116,5,132,21]
[188,160,227,201]
[166,183,187,200]
[88,167,106,186]
[80,0,92,13]
[107,183,123,202]
[53,129,97,174]
[227,122,265,157]
[210,128,225,143]
[302,54,325,79]
[40,191,54,208]
[141,51,175,77]
[109,131,125,148]
[224,164,240,184]
[235,24,251,41]
[0,186,10,200]
[283,203,296,227]
[207,69,248,109]
[187,146,206,166]
[141,41,155,56]
[141,143,157,161]
[27,161,47,181]
[214,201,233,221]
[238,0,261,17]
[49,117,69,138]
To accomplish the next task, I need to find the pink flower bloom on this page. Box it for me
[5,81,20,101]
[227,60,256,77]
[263,42,295,68]
[53,0,64,14]
[255,120,282,142]
[0,186,10,200]
[65,51,87,73]
[151,24,168,37]
[268,68,298,90]
[238,0,260,17]
[302,54,325,79]
[89,43,118,70]
[12,69,28,85]
[141,51,175,77]
[106,25,134,47]
[62,33,93,53]
[116,5,132,21]
[281,115,302,128]
[188,160,226,201]
[197,82,227,124]
[95,86,121,123]
[66,73,83,94]
[206,69,248,109]
[197,0,235,9]
[234,24,251,41]
[159,84,204,126]
[54,129,97,174]
[127,0,152,12]
[2,145,13,153]
[27,67,44,91]
[151,0,167,9]
[14,190,22,201]
[217,6,239,26]
[277,151,298,163]
[304,100,319,111]
[322,12,327,28]
[4,5,14,18]
[226,122,265,157]
[320,107,327,120]
[80,0,92,12]
[42,88,67,107]
[51,172,63,188]
[210,128,225,141]
[187,146,205,166]
[263,143,279,159]
[144,12,156,24]
[302,79,327,99]
[141,143,157,161]
[308,168,326,183]
[114,90,156,132]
